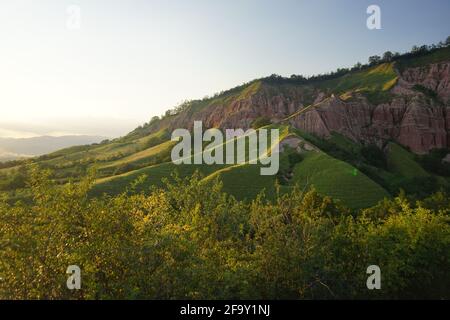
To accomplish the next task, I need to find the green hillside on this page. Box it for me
[92,136,391,210]
[92,124,290,197]
[386,142,429,178]
[396,46,450,71]
[91,162,228,196]
[97,140,174,176]
[88,122,390,209]
[291,151,390,209]
[202,164,281,201]
[320,62,398,93]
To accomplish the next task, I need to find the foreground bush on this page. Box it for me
[0,167,448,299]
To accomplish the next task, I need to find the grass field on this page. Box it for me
[320,63,397,93]
[316,62,398,104]
[202,164,281,201]
[92,124,290,197]
[385,142,429,178]
[97,140,174,175]
[327,132,361,155]
[92,129,391,210]
[291,152,390,209]
[47,128,170,164]
[0,129,172,180]
[91,162,228,196]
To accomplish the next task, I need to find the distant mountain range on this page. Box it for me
[0,135,106,161]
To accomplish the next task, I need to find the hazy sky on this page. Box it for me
[0,0,449,138]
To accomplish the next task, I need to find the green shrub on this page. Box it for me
[0,167,448,299]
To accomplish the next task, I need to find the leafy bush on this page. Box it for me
[0,167,27,191]
[0,167,448,299]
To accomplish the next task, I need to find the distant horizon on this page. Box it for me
[0,116,141,139]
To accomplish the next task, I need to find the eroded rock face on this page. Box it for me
[289,91,449,154]
[201,94,300,129]
[279,62,450,154]
[155,85,309,132]
[149,62,450,155]
[400,62,450,103]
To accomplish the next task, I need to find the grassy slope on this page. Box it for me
[281,62,399,122]
[201,143,390,209]
[58,129,167,161]
[91,162,227,196]
[320,63,397,93]
[0,129,170,176]
[92,125,390,209]
[92,124,290,196]
[317,62,398,105]
[386,142,429,179]
[383,142,450,195]
[292,152,390,209]
[97,140,175,175]
[201,164,282,201]
[327,132,362,154]
[396,46,450,71]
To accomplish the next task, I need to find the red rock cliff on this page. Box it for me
[146,61,450,154]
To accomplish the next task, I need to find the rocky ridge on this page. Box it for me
[143,59,450,155]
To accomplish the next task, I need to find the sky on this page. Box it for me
[0,0,449,138]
